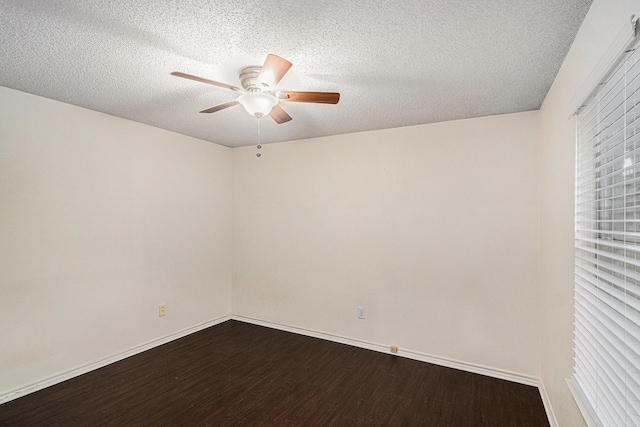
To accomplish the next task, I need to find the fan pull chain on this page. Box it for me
[256,117,262,157]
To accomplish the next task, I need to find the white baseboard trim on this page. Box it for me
[231,314,540,387]
[0,315,231,405]
[539,380,558,427]
[3,314,553,423]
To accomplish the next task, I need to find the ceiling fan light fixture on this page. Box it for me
[172,53,339,124]
[237,92,278,118]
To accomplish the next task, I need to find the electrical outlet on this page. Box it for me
[159,304,166,317]
[358,306,365,319]
[390,345,398,354]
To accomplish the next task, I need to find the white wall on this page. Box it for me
[0,87,232,396]
[539,0,640,425]
[233,111,541,378]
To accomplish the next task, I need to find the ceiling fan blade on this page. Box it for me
[269,104,292,124]
[200,100,239,114]
[171,71,243,92]
[257,54,292,88]
[280,91,340,104]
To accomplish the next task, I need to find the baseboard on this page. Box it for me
[3,313,552,422]
[231,314,540,387]
[0,315,231,404]
[539,380,558,427]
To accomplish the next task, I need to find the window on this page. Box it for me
[574,30,640,426]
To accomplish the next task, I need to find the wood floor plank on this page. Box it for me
[0,320,549,426]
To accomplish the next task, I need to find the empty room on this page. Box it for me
[1,0,639,426]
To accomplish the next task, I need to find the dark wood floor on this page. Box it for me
[0,320,549,426]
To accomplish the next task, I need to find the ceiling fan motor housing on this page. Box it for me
[240,66,265,92]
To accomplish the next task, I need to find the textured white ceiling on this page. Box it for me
[0,0,592,147]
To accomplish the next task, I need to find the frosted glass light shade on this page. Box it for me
[237,92,278,117]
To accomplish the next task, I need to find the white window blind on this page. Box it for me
[574,34,640,426]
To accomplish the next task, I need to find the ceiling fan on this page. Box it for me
[171,54,340,124]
